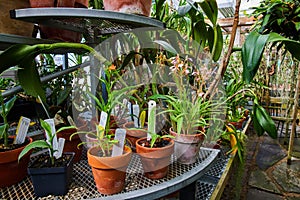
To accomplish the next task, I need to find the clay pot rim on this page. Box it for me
[88,145,132,160]
[135,137,174,151]
[0,137,33,163]
[87,145,132,169]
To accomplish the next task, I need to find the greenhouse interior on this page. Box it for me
[0,0,300,199]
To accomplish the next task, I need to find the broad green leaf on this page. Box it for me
[177,116,183,134]
[153,40,178,54]
[178,4,192,16]
[120,51,142,70]
[199,0,218,25]
[0,124,8,139]
[242,31,270,83]
[57,126,77,133]
[0,44,39,74]
[18,140,50,161]
[252,106,264,136]
[57,87,72,106]
[18,58,46,100]
[268,32,300,60]
[193,20,208,48]
[207,26,214,52]
[3,96,17,117]
[212,25,223,61]
[255,104,277,139]
[295,22,300,31]
[40,119,53,141]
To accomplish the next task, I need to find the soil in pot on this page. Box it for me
[103,0,152,16]
[123,121,147,152]
[28,152,74,197]
[170,128,205,165]
[136,137,174,179]
[87,146,132,195]
[0,137,32,188]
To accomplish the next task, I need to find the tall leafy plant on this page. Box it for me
[241,0,300,139]
[0,68,18,147]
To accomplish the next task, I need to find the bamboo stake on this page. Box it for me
[287,62,300,165]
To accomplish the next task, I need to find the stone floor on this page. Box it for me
[222,124,300,200]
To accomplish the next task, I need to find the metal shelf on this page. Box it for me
[0,33,57,51]
[0,147,219,200]
[10,8,165,43]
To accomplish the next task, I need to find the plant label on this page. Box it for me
[112,128,126,157]
[132,104,140,128]
[44,119,59,154]
[14,116,31,144]
[99,111,108,129]
[148,100,156,141]
[67,116,76,126]
[127,101,133,121]
[120,99,128,118]
[55,138,65,159]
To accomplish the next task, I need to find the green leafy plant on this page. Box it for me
[71,124,118,157]
[154,0,223,61]
[0,68,18,148]
[18,119,76,165]
[0,43,107,102]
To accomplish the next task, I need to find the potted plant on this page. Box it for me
[18,119,75,197]
[223,68,250,129]
[135,134,174,179]
[87,127,132,195]
[0,68,33,188]
[135,100,174,179]
[71,117,132,195]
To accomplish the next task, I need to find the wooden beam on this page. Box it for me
[205,16,255,28]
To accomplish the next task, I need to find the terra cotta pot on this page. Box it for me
[123,121,147,151]
[0,137,32,188]
[103,0,152,16]
[57,127,82,163]
[136,137,174,179]
[170,128,205,165]
[87,145,132,195]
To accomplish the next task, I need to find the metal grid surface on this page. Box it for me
[204,148,230,178]
[11,8,165,43]
[195,180,216,200]
[0,148,219,200]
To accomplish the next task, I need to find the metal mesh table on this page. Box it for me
[10,8,165,44]
[0,147,219,200]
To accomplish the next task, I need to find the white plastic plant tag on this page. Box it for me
[132,104,140,128]
[127,101,133,121]
[67,116,76,127]
[14,116,31,144]
[54,138,65,159]
[112,128,126,157]
[147,100,156,141]
[44,119,59,153]
[99,111,108,129]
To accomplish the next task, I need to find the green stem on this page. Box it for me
[0,92,8,147]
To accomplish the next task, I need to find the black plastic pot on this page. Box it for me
[28,152,74,197]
